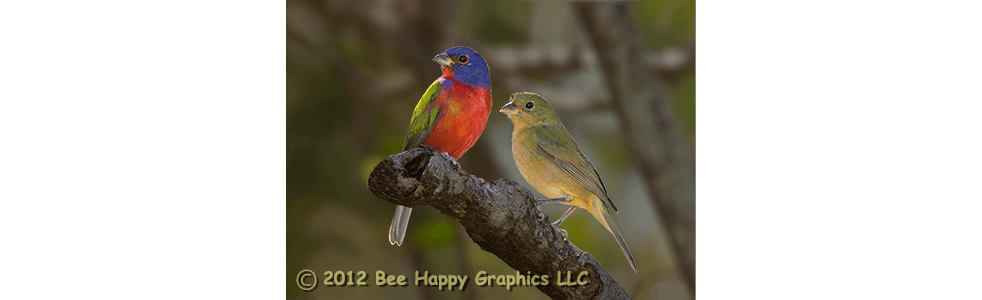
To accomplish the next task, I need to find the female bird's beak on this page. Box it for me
[499,102,520,116]
[432,53,453,66]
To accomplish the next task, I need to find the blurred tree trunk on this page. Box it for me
[573,2,696,294]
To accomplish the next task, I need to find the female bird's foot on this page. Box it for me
[551,221,569,240]
[536,198,569,213]
[535,198,570,205]
[535,198,569,219]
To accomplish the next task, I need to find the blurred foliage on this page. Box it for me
[673,70,696,139]
[288,1,694,299]
[415,218,457,248]
[468,2,531,45]
[633,0,696,48]
[634,0,696,139]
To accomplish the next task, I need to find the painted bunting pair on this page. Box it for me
[388,47,636,272]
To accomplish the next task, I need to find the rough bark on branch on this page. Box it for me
[573,2,697,295]
[369,146,631,300]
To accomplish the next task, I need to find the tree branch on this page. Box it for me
[573,2,697,294]
[369,146,631,300]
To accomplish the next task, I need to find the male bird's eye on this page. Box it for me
[458,55,469,64]
[525,102,535,109]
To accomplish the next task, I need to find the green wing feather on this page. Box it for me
[404,79,444,150]
[533,124,618,212]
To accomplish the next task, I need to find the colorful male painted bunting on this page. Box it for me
[500,92,637,272]
[389,46,492,246]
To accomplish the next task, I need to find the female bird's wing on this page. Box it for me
[404,79,444,150]
[526,117,637,272]
[532,124,618,213]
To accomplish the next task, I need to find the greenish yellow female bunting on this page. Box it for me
[500,92,636,272]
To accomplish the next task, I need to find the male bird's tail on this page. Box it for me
[389,205,413,246]
[588,200,637,272]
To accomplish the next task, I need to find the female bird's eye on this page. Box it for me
[525,102,535,109]
[458,55,469,64]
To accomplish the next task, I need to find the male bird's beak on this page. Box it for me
[499,102,520,116]
[433,53,453,66]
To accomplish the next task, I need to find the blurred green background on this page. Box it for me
[287,1,694,299]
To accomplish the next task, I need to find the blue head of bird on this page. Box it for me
[433,46,491,90]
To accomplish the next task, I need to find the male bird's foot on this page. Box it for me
[451,158,465,175]
[551,221,569,240]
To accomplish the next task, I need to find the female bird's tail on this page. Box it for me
[389,205,412,246]
[588,201,637,272]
